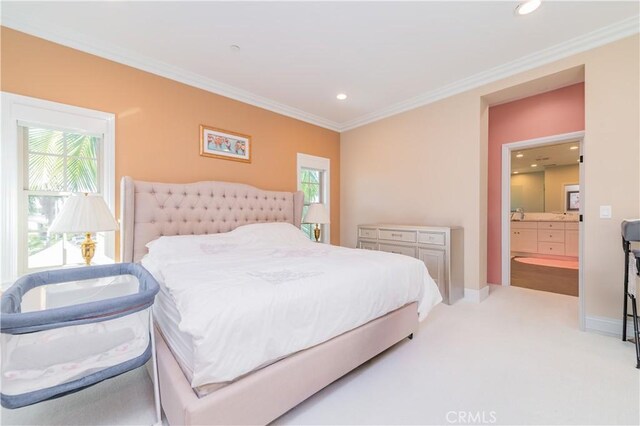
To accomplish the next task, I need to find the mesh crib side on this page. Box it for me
[0,264,159,409]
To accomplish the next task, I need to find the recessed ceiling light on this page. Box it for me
[531,164,538,167]
[515,0,541,16]
[570,146,579,150]
[336,93,347,100]
[513,171,519,174]
[230,44,241,52]
[516,153,524,158]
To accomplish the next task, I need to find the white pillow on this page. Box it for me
[145,222,311,260]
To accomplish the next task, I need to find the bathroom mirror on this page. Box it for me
[510,141,580,214]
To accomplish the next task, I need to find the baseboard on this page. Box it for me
[585,315,636,337]
[464,286,490,303]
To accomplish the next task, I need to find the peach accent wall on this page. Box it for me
[487,83,585,284]
[342,35,638,323]
[0,27,340,255]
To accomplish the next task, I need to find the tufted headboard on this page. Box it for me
[120,177,304,262]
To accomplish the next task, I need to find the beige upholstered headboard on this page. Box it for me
[120,177,304,262]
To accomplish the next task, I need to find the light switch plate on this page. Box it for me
[600,205,612,219]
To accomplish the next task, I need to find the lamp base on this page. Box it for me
[81,232,96,265]
[313,224,321,242]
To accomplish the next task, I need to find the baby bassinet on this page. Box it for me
[1,263,160,417]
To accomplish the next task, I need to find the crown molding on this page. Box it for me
[0,13,342,132]
[2,12,638,133]
[339,15,640,132]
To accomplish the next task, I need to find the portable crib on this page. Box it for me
[0,263,160,420]
[621,219,640,369]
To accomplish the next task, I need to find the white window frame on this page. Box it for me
[1,93,116,285]
[297,153,330,244]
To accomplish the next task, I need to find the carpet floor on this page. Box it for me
[2,285,638,425]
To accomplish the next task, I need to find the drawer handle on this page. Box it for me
[391,251,401,254]
[391,233,402,237]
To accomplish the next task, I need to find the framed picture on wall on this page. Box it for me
[200,125,251,163]
[565,184,580,211]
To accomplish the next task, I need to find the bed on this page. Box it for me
[120,177,441,425]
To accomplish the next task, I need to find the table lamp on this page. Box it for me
[303,203,330,242]
[49,193,119,265]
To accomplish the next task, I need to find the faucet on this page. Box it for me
[511,208,525,221]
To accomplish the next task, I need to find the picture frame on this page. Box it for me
[566,190,580,211]
[199,125,251,163]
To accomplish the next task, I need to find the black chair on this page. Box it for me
[621,219,640,369]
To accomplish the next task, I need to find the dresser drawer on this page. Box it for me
[358,227,378,239]
[358,241,378,250]
[418,231,446,246]
[538,221,565,230]
[537,230,565,243]
[379,229,417,243]
[538,242,565,255]
[378,243,416,258]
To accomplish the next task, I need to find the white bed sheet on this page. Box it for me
[142,223,442,389]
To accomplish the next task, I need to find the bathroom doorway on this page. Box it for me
[502,132,585,320]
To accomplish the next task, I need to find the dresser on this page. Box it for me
[357,224,464,305]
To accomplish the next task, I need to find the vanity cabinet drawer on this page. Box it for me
[511,221,538,229]
[538,230,564,243]
[358,227,378,239]
[538,242,565,255]
[379,229,417,243]
[538,221,565,230]
[358,241,378,250]
[378,243,416,257]
[418,231,446,246]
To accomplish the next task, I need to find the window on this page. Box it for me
[300,167,325,240]
[1,93,115,283]
[22,125,103,270]
[297,153,330,243]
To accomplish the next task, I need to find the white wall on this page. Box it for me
[341,35,639,322]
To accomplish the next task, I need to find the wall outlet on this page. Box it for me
[599,205,612,219]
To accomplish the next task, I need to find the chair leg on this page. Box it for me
[630,295,640,369]
[623,240,630,341]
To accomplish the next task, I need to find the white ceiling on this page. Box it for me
[2,2,639,131]
[511,141,581,174]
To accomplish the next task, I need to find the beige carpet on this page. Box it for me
[2,285,638,425]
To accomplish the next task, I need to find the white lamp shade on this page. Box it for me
[303,203,330,224]
[49,194,119,233]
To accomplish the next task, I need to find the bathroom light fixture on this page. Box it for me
[570,146,579,150]
[531,164,538,167]
[336,93,347,100]
[516,153,524,158]
[515,0,541,15]
[513,171,519,174]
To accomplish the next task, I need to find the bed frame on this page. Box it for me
[120,177,418,425]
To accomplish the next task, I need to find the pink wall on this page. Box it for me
[487,83,585,284]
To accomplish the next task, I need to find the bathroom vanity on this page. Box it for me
[511,216,579,258]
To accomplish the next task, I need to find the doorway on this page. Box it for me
[502,131,585,327]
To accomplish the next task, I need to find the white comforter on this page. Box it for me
[142,223,442,388]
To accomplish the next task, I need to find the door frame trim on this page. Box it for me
[501,130,585,330]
